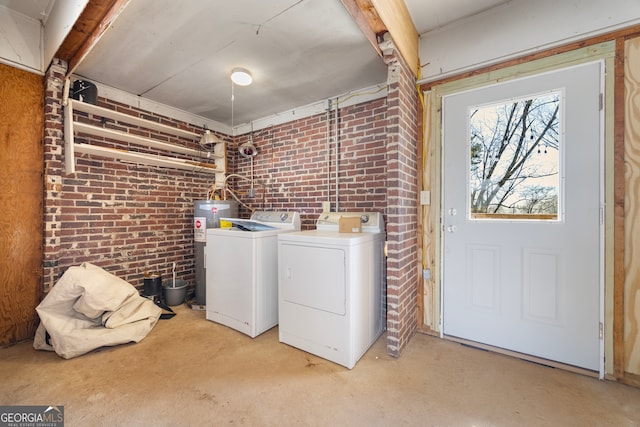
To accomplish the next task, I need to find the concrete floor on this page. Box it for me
[2,305,640,426]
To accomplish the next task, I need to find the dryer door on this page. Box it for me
[279,243,346,315]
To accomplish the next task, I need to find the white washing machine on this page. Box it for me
[206,211,300,338]
[277,212,385,369]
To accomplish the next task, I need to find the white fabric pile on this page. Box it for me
[33,262,162,359]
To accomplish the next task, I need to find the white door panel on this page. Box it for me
[442,62,603,371]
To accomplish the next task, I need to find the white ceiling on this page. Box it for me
[73,0,388,127]
[1,0,511,128]
[0,0,55,24]
[405,0,510,34]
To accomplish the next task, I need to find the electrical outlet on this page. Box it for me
[322,201,331,212]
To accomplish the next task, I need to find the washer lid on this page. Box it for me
[225,219,276,232]
[218,211,301,231]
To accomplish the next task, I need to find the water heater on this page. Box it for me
[193,200,238,306]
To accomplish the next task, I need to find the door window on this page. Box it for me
[468,91,561,221]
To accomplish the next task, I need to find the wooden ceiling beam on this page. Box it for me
[340,0,385,57]
[341,0,419,78]
[55,0,131,77]
[370,0,419,76]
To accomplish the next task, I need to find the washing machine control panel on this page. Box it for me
[249,211,301,230]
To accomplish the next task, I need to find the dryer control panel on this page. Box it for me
[315,212,384,233]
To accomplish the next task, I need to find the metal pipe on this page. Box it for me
[326,99,332,206]
[223,173,266,213]
[249,122,255,197]
[334,97,339,212]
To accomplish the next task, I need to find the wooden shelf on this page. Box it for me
[71,100,200,140]
[64,99,226,179]
[74,144,222,174]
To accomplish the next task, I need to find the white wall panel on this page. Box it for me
[419,0,640,82]
[0,6,42,73]
[0,1,88,74]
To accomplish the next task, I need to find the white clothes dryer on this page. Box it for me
[277,212,385,369]
[206,211,300,337]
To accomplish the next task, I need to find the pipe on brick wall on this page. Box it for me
[223,173,265,213]
[334,97,339,212]
[326,99,331,207]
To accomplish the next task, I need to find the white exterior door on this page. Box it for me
[442,62,603,371]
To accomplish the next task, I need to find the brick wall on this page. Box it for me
[227,98,389,229]
[43,59,65,290]
[43,60,220,293]
[384,51,420,356]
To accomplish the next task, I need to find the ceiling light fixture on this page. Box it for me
[230,67,253,86]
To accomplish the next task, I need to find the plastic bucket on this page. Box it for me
[163,279,188,306]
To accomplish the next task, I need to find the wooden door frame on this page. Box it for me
[440,60,605,375]
[417,30,636,381]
